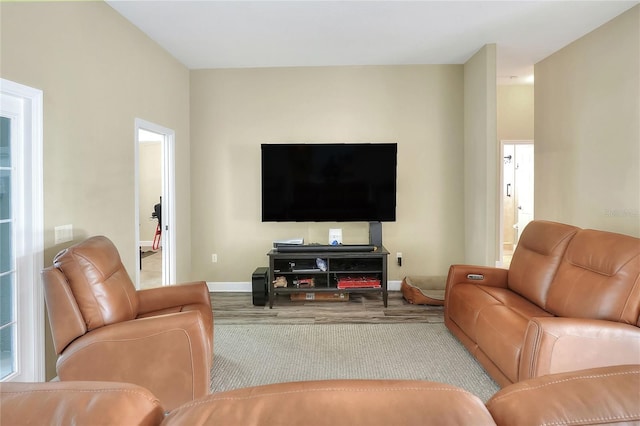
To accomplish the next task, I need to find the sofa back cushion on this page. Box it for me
[546,229,640,324]
[507,221,579,309]
[53,236,139,331]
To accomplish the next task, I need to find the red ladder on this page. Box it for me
[152,223,162,250]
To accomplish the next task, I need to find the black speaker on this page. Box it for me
[369,221,382,247]
[252,267,269,306]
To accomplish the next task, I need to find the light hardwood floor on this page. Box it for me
[210,291,444,325]
[140,248,162,289]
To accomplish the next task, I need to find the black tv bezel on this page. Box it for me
[260,142,397,223]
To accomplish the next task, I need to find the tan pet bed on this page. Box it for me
[401,276,446,305]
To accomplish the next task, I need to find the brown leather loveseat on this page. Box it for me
[445,220,640,386]
[2,364,639,425]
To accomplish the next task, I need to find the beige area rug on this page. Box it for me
[210,323,500,402]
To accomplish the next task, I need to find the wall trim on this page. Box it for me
[207,280,402,293]
[134,118,176,288]
[1,78,44,382]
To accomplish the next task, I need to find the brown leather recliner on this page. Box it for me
[42,235,213,411]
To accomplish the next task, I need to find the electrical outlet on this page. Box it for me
[397,252,402,267]
[211,254,218,263]
[54,224,73,244]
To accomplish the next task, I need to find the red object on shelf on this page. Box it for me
[337,277,381,289]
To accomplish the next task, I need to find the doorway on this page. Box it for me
[500,141,534,266]
[134,119,176,289]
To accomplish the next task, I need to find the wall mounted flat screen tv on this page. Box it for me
[261,143,397,222]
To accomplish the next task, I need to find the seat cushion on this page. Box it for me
[449,285,552,383]
[476,305,529,383]
[446,284,503,343]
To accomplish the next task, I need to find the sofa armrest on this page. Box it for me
[486,365,640,426]
[445,265,509,289]
[519,317,640,380]
[57,310,211,411]
[444,265,509,312]
[0,381,165,426]
[137,281,211,315]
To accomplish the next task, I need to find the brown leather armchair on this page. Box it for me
[42,236,213,410]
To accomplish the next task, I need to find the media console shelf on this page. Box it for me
[267,246,389,308]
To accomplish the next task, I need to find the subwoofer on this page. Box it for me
[251,267,269,306]
[369,221,383,247]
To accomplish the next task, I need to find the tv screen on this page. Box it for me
[261,143,397,222]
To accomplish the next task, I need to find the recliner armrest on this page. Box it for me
[519,317,640,380]
[137,281,211,315]
[445,265,509,289]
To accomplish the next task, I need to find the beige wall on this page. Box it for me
[535,5,639,236]
[497,85,534,142]
[139,143,162,244]
[190,65,466,284]
[1,1,192,277]
[463,44,498,266]
[497,85,534,247]
[1,1,191,379]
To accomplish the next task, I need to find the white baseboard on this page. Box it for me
[207,280,401,292]
[388,280,401,291]
[207,282,252,292]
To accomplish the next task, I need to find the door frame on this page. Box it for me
[498,139,533,267]
[134,118,176,287]
[0,78,44,382]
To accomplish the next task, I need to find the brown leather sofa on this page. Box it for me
[42,236,214,410]
[445,220,640,387]
[2,365,638,425]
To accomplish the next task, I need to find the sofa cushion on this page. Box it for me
[447,284,552,347]
[448,282,555,383]
[476,305,529,383]
[480,286,554,321]
[472,289,550,383]
[507,220,578,309]
[447,284,502,343]
[54,236,139,330]
[546,229,640,324]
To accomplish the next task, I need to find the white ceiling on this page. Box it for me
[106,0,638,84]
